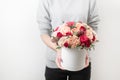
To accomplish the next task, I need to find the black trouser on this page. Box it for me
[45,62,91,80]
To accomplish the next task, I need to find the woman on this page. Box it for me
[36,0,100,80]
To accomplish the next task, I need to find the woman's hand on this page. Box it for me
[40,34,64,70]
[55,49,64,70]
[56,49,89,70]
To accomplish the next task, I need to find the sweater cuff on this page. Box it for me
[38,24,51,36]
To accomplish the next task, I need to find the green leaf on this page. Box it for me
[70,26,76,29]
[76,44,80,48]
[56,46,61,49]
[73,32,78,36]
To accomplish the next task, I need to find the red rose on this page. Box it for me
[64,42,69,47]
[66,21,75,27]
[66,32,72,36]
[57,32,63,38]
[78,31,84,36]
[80,35,89,43]
[85,39,91,47]
[79,26,86,35]
[80,35,91,47]
[80,26,86,32]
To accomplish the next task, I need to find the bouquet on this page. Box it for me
[51,21,98,50]
[51,21,98,71]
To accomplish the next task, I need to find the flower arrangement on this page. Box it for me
[51,21,98,50]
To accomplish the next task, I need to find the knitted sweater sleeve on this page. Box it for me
[36,0,52,36]
[87,0,100,33]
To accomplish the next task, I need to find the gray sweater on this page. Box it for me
[36,0,100,68]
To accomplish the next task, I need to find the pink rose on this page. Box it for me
[86,29,93,40]
[76,22,83,29]
[58,37,68,47]
[66,32,72,36]
[66,21,75,27]
[59,25,71,35]
[71,23,88,37]
[67,35,80,48]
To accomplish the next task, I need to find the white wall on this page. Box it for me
[0,0,120,80]
[91,0,120,80]
[0,0,46,80]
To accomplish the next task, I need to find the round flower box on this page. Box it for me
[61,47,87,71]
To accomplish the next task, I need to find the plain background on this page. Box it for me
[0,0,120,80]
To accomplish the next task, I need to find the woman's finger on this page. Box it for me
[55,55,64,70]
[85,53,89,68]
